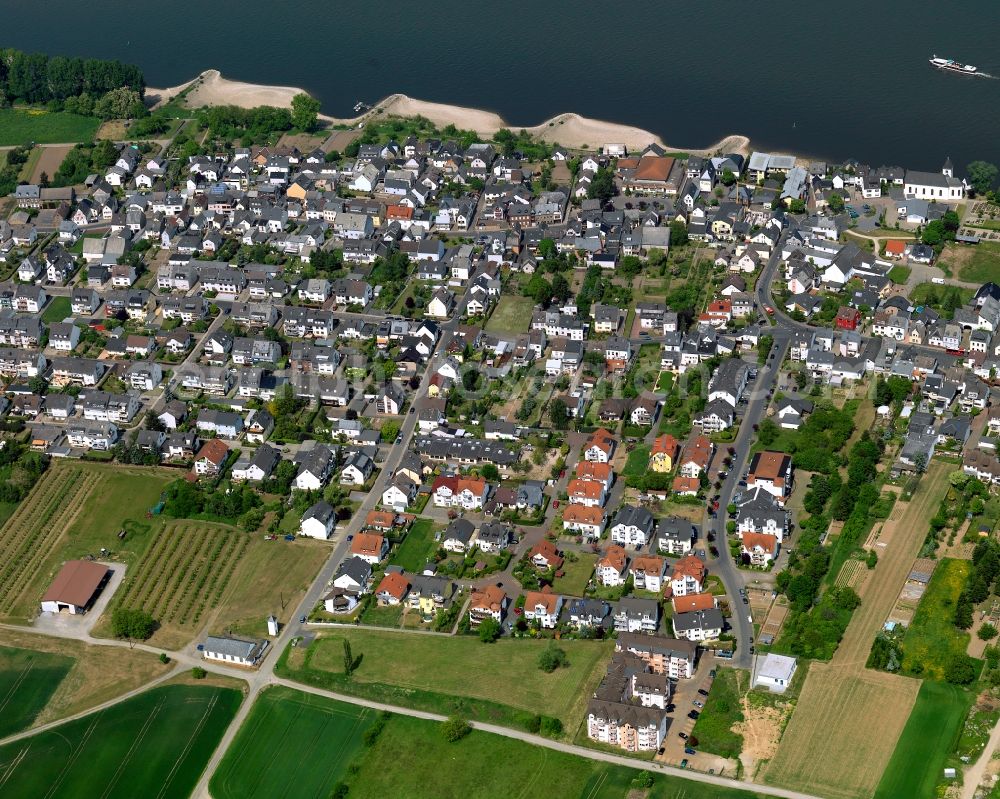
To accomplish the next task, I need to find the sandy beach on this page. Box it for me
[147,69,750,156]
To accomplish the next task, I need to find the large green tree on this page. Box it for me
[291,92,322,132]
[111,607,155,645]
[967,161,998,195]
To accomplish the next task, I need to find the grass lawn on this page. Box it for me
[0,645,74,737]
[900,558,974,680]
[553,553,597,596]
[873,681,973,799]
[0,108,100,146]
[691,667,745,758]
[909,281,975,309]
[359,601,404,627]
[951,240,1000,283]
[485,294,536,334]
[389,517,440,571]
[622,444,651,483]
[0,684,241,798]
[278,628,611,729]
[41,295,72,324]
[341,712,768,799]
[210,535,329,640]
[211,685,373,799]
[887,265,911,284]
[655,371,674,392]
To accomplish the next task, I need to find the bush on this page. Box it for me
[191,667,207,680]
[632,771,654,789]
[478,617,501,643]
[441,715,471,742]
[537,643,568,673]
[979,623,998,641]
[158,652,169,664]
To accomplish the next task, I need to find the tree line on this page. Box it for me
[0,48,145,113]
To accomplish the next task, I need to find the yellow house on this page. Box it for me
[650,434,678,473]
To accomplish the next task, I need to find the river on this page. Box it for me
[5,0,1000,169]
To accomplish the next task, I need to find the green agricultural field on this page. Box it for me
[690,667,745,758]
[341,712,769,799]
[389,517,440,571]
[552,553,597,596]
[874,681,973,799]
[278,629,611,729]
[485,294,536,334]
[0,645,74,737]
[901,558,973,680]
[0,108,100,146]
[41,295,72,324]
[211,686,374,799]
[0,684,241,798]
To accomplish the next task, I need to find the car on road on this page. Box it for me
[685,747,697,755]
[742,596,749,604]
[765,306,775,315]
[693,700,704,708]
[395,434,403,444]
[687,710,700,720]
[408,406,415,414]
[678,732,688,740]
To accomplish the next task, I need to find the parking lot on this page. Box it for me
[656,653,737,775]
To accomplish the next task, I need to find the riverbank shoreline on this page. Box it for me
[146,69,750,156]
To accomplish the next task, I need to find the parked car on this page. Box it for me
[693,700,704,708]
[685,747,697,755]
[688,710,700,720]
[299,615,306,623]
[678,732,688,740]
[698,688,710,697]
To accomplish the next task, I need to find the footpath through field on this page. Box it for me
[765,462,951,799]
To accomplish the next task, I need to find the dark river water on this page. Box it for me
[5,0,1000,169]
